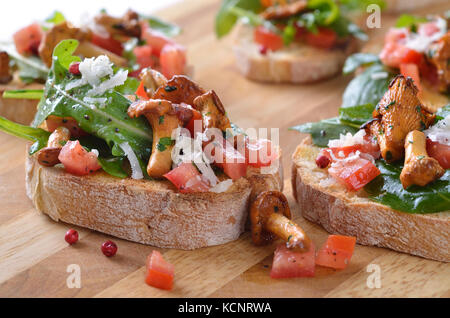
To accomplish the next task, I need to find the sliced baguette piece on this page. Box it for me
[25,151,283,250]
[386,0,450,12]
[233,24,358,84]
[291,137,450,262]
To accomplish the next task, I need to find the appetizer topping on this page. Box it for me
[270,242,316,279]
[364,76,435,162]
[128,99,181,178]
[426,138,450,170]
[13,23,43,56]
[119,142,144,180]
[261,0,308,20]
[69,61,81,75]
[164,162,211,193]
[400,130,444,189]
[328,129,366,148]
[36,126,71,167]
[94,9,142,39]
[315,154,330,169]
[404,17,447,53]
[101,240,118,257]
[146,250,174,291]
[315,235,356,270]
[193,90,231,131]
[64,229,79,245]
[153,75,205,106]
[0,51,12,84]
[428,31,450,92]
[58,140,102,176]
[424,114,450,146]
[139,68,168,98]
[250,191,311,252]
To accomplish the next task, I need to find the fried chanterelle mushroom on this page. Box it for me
[428,31,450,93]
[363,76,435,162]
[400,130,444,189]
[94,9,142,40]
[261,0,308,20]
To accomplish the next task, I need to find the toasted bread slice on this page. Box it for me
[0,82,41,125]
[291,137,449,262]
[386,0,449,12]
[232,24,358,84]
[25,152,283,250]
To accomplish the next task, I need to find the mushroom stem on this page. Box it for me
[36,127,71,167]
[265,213,311,251]
[250,191,312,252]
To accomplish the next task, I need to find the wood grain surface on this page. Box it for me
[0,0,449,298]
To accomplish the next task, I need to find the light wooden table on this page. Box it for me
[0,0,449,298]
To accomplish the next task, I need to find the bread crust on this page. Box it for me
[25,152,283,250]
[386,0,449,12]
[291,137,449,262]
[233,24,358,84]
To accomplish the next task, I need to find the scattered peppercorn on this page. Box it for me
[101,240,118,257]
[65,229,79,245]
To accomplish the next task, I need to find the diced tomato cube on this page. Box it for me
[400,49,423,65]
[242,139,278,167]
[426,138,450,169]
[316,235,356,270]
[58,140,102,176]
[145,251,174,291]
[328,157,380,191]
[160,44,187,79]
[164,163,210,193]
[208,139,247,180]
[418,22,441,36]
[254,26,284,52]
[13,23,43,56]
[185,109,202,137]
[141,24,175,57]
[305,28,337,50]
[91,33,124,56]
[133,45,155,69]
[270,243,316,278]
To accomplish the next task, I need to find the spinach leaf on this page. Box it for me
[215,0,263,38]
[343,53,381,75]
[0,115,50,155]
[307,0,340,26]
[3,89,43,100]
[140,14,181,38]
[365,160,450,213]
[436,104,450,121]
[290,117,358,147]
[339,103,373,126]
[330,16,368,41]
[32,40,152,167]
[341,64,393,109]
[395,14,428,30]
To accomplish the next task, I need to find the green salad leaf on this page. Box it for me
[395,14,428,31]
[436,104,450,121]
[343,53,381,75]
[3,89,44,100]
[339,103,373,126]
[290,117,358,147]
[365,161,450,213]
[342,63,394,109]
[2,44,49,83]
[0,116,50,155]
[140,14,182,38]
[43,11,66,30]
[215,0,263,38]
[32,39,153,176]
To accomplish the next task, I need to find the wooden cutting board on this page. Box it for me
[0,0,449,298]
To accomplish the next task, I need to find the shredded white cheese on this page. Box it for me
[370,72,388,80]
[328,130,366,148]
[424,114,450,146]
[405,17,447,53]
[119,142,143,180]
[210,179,233,193]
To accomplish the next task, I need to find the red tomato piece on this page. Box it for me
[135,80,149,100]
[160,44,187,79]
[133,45,155,69]
[316,235,356,270]
[418,22,441,36]
[164,163,210,193]
[145,250,174,291]
[270,243,316,279]
[208,140,247,180]
[244,139,278,167]
[427,138,450,169]
[400,49,423,65]
[141,25,175,57]
[91,33,124,56]
[305,28,337,50]
[185,109,202,137]
[321,136,381,162]
[328,157,381,191]
[58,140,102,176]
[13,23,43,55]
[400,63,422,92]
[254,26,284,52]
[45,116,87,138]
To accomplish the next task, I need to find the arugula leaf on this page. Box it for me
[341,64,393,109]
[3,89,43,100]
[215,0,263,38]
[339,104,374,126]
[43,11,66,30]
[308,0,340,26]
[0,115,50,154]
[140,14,181,38]
[52,39,80,69]
[365,160,450,213]
[395,14,428,31]
[32,39,152,169]
[343,53,380,75]
[290,117,358,147]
